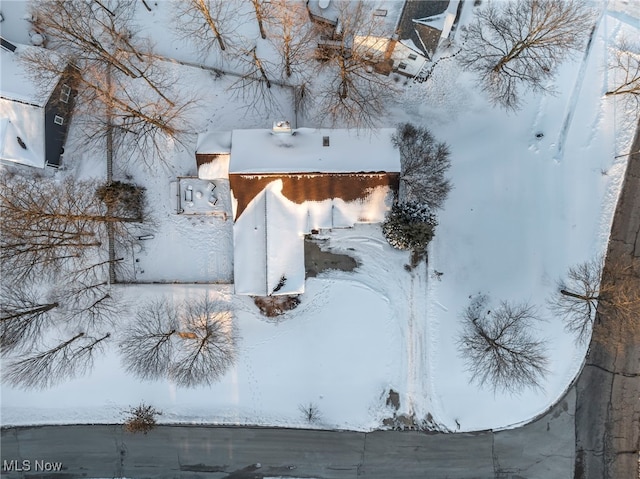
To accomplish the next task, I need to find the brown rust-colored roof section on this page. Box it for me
[230,173,399,220]
[196,153,229,169]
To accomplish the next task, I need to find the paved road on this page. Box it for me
[1,389,574,479]
[574,119,640,479]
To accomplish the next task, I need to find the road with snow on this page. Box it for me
[574,118,640,479]
[1,388,574,479]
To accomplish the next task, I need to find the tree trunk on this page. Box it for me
[560,289,596,302]
[1,302,59,321]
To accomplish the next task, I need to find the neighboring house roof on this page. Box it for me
[0,40,59,106]
[396,0,450,57]
[0,99,46,168]
[0,115,42,167]
[229,127,400,174]
[0,40,64,168]
[233,180,306,297]
[307,0,405,36]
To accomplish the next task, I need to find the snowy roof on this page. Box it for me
[0,100,46,168]
[396,0,450,56]
[233,180,305,296]
[198,154,230,180]
[196,130,232,154]
[229,128,400,174]
[307,0,405,36]
[0,42,64,168]
[0,41,60,106]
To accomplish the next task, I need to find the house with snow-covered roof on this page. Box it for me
[197,122,400,297]
[0,37,75,168]
[307,0,461,79]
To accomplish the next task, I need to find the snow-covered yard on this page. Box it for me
[2,0,639,434]
[1,228,411,431]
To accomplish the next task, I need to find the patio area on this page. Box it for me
[171,177,227,219]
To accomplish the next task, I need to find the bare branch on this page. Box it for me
[606,38,640,110]
[119,296,237,387]
[3,332,111,389]
[0,283,58,354]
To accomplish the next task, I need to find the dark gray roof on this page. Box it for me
[396,0,449,56]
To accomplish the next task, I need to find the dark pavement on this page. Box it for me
[574,119,640,479]
[1,390,575,479]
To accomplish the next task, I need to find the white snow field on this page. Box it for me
[1,0,639,433]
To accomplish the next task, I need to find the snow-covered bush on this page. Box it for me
[382,201,437,251]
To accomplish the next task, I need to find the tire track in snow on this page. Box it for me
[554,5,607,162]
[406,274,417,413]
[406,262,430,418]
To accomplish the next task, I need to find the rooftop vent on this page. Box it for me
[272,120,292,135]
[1,37,17,53]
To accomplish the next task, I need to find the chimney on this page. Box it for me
[272,120,292,135]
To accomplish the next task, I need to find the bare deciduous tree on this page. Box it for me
[120,298,179,380]
[267,0,316,80]
[299,402,322,424]
[312,0,399,128]
[457,294,548,393]
[120,296,237,387]
[31,0,173,103]
[606,38,640,106]
[174,0,238,55]
[0,174,140,281]
[2,332,111,389]
[249,0,270,40]
[458,0,595,109]
[57,276,120,328]
[548,256,640,344]
[24,1,191,169]
[228,45,280,115]
[170,297,237,387]
[393,123,452,210]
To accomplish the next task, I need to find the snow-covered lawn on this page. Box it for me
[1,227,411,431]
[2,0,639,433]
